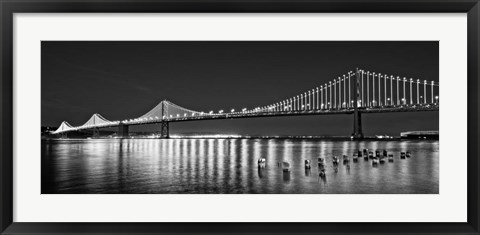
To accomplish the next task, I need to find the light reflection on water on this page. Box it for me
[42,138,439,194]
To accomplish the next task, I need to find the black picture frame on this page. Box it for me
[1,0,479,234]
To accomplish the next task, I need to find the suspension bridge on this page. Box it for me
[52,68,439,139]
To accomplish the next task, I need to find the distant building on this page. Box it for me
[400,130,439,140]
[41,126,56,134]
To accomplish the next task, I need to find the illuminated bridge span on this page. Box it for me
[52,68,439,139]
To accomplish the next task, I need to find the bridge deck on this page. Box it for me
[56,106,438,133]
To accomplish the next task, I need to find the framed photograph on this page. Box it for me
[1,0,479,234]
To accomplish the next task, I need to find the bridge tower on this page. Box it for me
[118,123,129,138]
[352,68,364,139]
[160,100,169,138]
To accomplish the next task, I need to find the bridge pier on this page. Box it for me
[352,111,364,139]
[352,68,364,139]
[118,124,129,138]
[160,121,169,138]
[92,128,100,138]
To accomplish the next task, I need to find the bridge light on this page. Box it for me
[231,109,235,113]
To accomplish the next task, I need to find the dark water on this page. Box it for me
[41,138,439,194]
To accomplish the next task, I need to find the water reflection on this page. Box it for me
[305,168,311,177]
[41,139,439,194]
[283,171,291,182]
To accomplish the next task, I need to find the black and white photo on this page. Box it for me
[41,41,439,194]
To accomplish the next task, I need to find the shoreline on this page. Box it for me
[42,136,439,141]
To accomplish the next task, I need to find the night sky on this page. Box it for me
[41,41,439,136]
